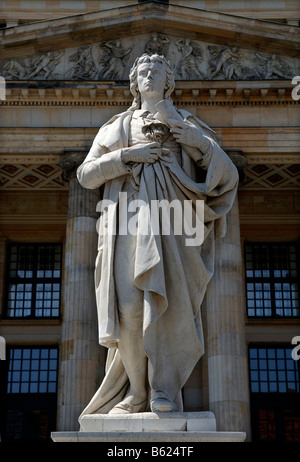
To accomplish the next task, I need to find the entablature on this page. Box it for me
[1,80,297,106]
[0,129,299,192]
[1,126,299,157]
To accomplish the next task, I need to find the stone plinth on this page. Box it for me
[51,412,246,442]
[80,411,216,433]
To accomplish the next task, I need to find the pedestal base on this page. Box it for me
[51,412,246,442]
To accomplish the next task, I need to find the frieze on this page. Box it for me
[1,33,298,82]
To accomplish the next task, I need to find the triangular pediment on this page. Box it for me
[0,2,299,82]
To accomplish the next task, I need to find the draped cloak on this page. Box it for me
[76,108,239,418]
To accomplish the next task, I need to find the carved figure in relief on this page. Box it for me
[99,40,132,80]
[27,51,63,79]
[209,46,241,79]
[77,54,238,417]
[255,53,292,79]
[175,38,205,79]
[2,51,63,80]
[2,60,27,79]
[68,46,97,80]
[145,32,170,56]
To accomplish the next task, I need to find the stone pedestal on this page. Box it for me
[51,412,246,442]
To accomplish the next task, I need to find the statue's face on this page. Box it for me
[137,61,166,99]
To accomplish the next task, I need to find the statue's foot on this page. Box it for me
[108,398,147,415]
[150,397,178,413]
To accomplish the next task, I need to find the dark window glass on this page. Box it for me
[249,347,299,394]
[1,346,58,441]
[257,409,276,441]
[249,346,300,442]
[245,243,299,318]
[284,409,300,442]
[6,243,62,318]
[7,347,58,394]
[5,410,25,441]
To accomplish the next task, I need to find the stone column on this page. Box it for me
[57,152,101,431]
[205,151,251,438]
[0,238,7,318]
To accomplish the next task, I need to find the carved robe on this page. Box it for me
[76,107,238,417]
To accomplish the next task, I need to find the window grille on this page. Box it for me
[5,243,62,318]
[245,243,299,318]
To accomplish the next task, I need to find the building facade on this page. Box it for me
[0,0,299,442]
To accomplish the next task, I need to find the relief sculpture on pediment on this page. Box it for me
[175,38,206,80]
[67,46,98,80]
[0,32,297,81]
[208,46,242,80]
[2,51,64,80]
[145,32,170,56]
[255,53,294,79]
[98,40,133,80]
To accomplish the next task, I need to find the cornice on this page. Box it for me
[1,152,299,166]
[0,154,61,164]
[2,153,298,164]
[0,3,298,59]
[245,154,300,165]
[239,215,300,224]
[1,80,297,107]
[0,215,67,224]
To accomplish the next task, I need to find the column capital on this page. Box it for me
[225,149,248,182]
[59,150,87,181]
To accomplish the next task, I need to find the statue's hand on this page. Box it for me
[168,119,210,151]
[121,142,165,164]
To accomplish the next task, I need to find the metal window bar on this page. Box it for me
[249,347,300,394]
[5,243,62,319]
[244,243,299,318]
[6,347,58,394]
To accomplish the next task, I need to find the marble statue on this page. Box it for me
[77,53,238,417]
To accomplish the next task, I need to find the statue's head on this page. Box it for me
[128,53,175,110]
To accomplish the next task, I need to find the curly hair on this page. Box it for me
[128,53,175,111]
